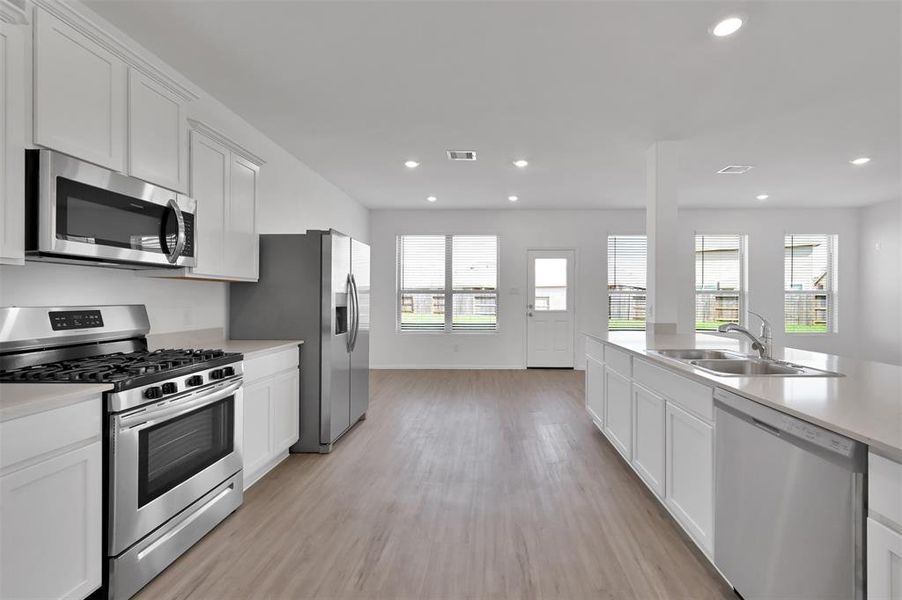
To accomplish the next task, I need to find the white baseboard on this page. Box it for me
[370,364,523,370]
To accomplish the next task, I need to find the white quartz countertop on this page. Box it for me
[147,328,303,360]
[0,383,111,423]
[585,330,902,459]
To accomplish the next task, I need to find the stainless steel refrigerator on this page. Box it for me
[229,230,369,453]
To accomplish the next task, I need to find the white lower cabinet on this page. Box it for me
[632,382,665,497]
[242,349,300,489]
[0,399,102,600]
[602,366,632,460]
[585,355,605,425]
[868,517,902,600]
[665,400,714,555]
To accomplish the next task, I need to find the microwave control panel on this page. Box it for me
[49,310,104,330]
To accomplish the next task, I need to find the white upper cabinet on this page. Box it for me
[226,154,259,280]
[0,18,25,265]
[146,121,263,282]
[189,130,229,277]
[33,8,127,171]
[127,69,189,193]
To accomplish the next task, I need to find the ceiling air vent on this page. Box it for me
[447,150,477,161]
[717,165,754,174]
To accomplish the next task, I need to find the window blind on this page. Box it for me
[451,236,498,331]
[398,235,446,331]
[397,234,498,332]
[785,234,836,333]
[607,235,647,331]
[695,234,743,331]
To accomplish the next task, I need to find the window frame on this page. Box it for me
[784,233,837,335]
[607,234,648,331]
[396,234,500,334]
[694,233,747,332]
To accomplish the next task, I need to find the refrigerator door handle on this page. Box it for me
[346,273,355,353]
[349,273,360,352]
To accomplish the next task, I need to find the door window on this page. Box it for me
[533,258,567,311]
[138,397,234,507]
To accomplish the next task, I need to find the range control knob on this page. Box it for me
[144,386,163,400]
[222,366,235,377]
[161,382,178,395]
[186,375,204,387]
[209,369,225,380]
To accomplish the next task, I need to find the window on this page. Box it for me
[608,235,647,330]
[785,234,836,333]
[695,234,745,331]
[397,235,498,332]
[534,258,568,311]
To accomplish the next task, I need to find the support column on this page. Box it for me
[646,141,680,335]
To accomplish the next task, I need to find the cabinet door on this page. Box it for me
[128,69,188,192]
[242,378,272,481]
[271,369,300,452]
[632,383,665,497]
[189,131,229,277]
[602,366,632,459]
[585,355,605,426]
[665,401,714,554]
[0,441,101,600]
[0,20,24,265]
[868,517,902,600]
[33,8,126,171]
[225,155,259,280]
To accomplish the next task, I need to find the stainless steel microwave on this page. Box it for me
[25,149,196,268]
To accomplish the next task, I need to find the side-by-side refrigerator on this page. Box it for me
[229,230,370,453]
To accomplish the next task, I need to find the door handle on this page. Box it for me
[527,312,534,317]
[163,199,186,264]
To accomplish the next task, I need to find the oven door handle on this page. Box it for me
[118,379,242,430]
[163,198,186,264]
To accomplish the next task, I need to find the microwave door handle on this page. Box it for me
[165,199,186,264]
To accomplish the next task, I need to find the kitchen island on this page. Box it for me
[584,330,902,599]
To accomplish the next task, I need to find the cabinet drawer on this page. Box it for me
[870,452,902,527]
[603,345,632,377]
[634,358,713,422]
[243,347,300,383]
[0,398,101,472]
[586,337,604,363]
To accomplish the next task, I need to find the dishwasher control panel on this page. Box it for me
[714,388,858,458]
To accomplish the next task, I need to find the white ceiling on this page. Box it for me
[87,1,901,210]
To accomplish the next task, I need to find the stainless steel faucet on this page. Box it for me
[718,311,773,359]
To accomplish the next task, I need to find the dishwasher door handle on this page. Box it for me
[752,418,782,437]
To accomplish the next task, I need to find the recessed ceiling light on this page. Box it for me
[404,160,420,169]
[756,194,769,201]
[717,165,754,174]
[849,157,871,166]
[426,195,437,203]
[711,16,743,37]
[508,195,519,202]
[513,159,529,168]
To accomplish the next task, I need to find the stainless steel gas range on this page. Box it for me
[0,305,244,600]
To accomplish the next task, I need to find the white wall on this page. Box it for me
[0,2,369,335]
[370,209,644,369]
[370,207,864,369]
[858,198,902,365]
[0,262,226,334]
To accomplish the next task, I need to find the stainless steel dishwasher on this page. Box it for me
[714,389,866,600]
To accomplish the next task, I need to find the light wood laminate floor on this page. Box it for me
[136,369,734,599]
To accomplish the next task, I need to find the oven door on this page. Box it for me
[31,149,196,267]
[109,378,242,556]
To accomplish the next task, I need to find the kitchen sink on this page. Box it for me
[688,358,843,377]
[651,349,746,361]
